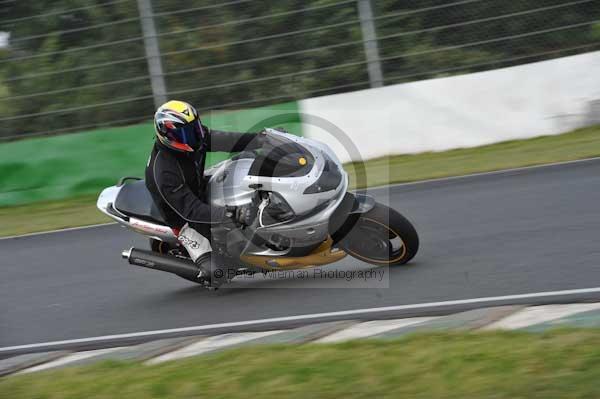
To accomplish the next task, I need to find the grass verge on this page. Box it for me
[2,330,600,398]
[0,195,109,237]
[346,124,600,188]
[1,125,599,237]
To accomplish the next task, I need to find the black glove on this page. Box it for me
[226,205,258,226]
[253,130,267,147]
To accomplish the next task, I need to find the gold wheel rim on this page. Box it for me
[346,217,407,264]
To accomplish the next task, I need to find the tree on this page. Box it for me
[0,0,598,139]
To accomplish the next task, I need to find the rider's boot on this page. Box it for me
[194,252,211,281]
[194,252,226,288]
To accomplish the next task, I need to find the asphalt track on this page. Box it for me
[2,159,600,351]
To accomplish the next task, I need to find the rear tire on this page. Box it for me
[340,202,419,266]
[149,238,172,254]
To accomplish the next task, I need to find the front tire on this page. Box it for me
[340,203,419,266]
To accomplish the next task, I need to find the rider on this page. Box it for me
[146,100,261,283]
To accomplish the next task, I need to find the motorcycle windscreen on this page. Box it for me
[303,152,342,194]
[248,134,314,178]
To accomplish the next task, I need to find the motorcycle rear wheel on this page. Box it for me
[340,202,419,266]
[149,238,172,254]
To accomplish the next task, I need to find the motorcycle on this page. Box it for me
[97,128,419,287]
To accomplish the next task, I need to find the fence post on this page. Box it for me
[136,0,167,108]
[358,0,384,88]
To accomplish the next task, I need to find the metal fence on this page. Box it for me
[0,0,599,139]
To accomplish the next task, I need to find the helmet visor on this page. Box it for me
[169,120,205,150]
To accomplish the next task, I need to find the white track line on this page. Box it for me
[2,286,600,354]
[2,156,599,240]
[18,348,123,374]
[317,317,435,343]
[0,222,116,241]
[483,303,600,330]
[147,331,283,365]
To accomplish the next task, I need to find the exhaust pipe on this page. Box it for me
[122,247,203,282]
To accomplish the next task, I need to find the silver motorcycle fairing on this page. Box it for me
[206,129,344,217]
[206,158,255,208]
[241,181,348,256]
[207,129,350,256]
[98,128,356,256]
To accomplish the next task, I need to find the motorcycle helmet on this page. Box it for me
[154,100,206,153]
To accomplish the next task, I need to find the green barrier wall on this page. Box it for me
[0,102,302,206]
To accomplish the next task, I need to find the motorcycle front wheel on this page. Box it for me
[340,202,419,266]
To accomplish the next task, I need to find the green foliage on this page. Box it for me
[0,0,599,138]
[0,0,151,137]
[0,68,12,119]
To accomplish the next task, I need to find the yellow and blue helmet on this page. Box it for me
[154,100,206,153]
